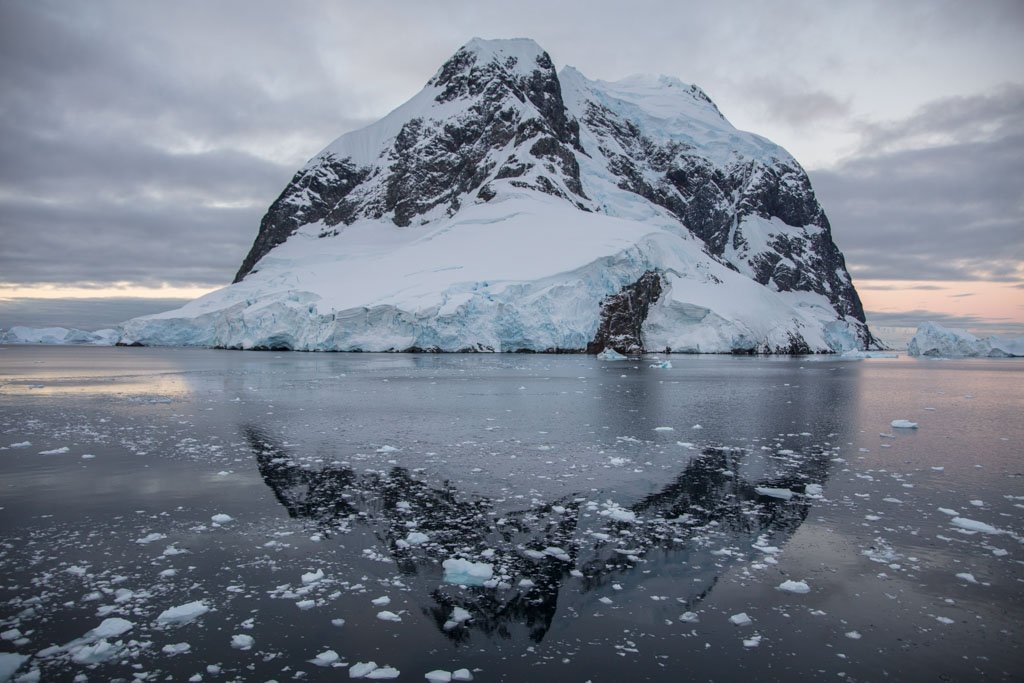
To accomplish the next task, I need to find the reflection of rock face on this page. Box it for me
[247,428,829,643]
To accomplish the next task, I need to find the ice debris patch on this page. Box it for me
[890,419,918,429]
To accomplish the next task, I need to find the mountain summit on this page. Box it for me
[122,38,874,353]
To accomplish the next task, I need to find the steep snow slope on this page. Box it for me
[121,38,873,353]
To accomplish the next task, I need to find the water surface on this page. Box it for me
[0,347,1021,681]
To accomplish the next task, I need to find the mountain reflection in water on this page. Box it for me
[247,425,830,644]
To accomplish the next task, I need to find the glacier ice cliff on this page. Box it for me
[907,322,1024,358]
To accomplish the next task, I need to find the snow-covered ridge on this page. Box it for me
[907,322,1024,358]
[115,37,874,354]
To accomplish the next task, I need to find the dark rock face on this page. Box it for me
[587,271,663,354]
[234,157,369,282]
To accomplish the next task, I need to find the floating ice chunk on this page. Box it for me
[211,513,234,524]
[950,517,1002,534]
[969,499,984,507]
[654,426,675,432]
[937,508,958,516]
[442,559,494,586]
[349,661,378,678]
[367,667,400,679]
[890,420,918,429]
[742,634,762,647]
[38,447,70,455]
[376,445,399,453]
[1,630,21,641]
[845,631,861,639]
[451,607,471,624]
[296,599,316,610]
[596,348,627,360]
[371,596,391,606]
[729,612,752,626]
[376,611,402,622]
[85,618,133,641]
[162,642,191,655]
[755,487,794,500]
[405,532,429,545]
[156,601,209,626]
[452,670,473,682]
[804,483,824,497]
[679,611,699,623]
[543,546,571,561]
[935,616,954,624]
[649,360,672,369]
[691,424,703,430]
[777,580,810,594]
[310,649,340,667]
[8,442,31,448]
[65,565,88,576]
[331,618,346,627]
[0,654,28,682]
[598,502,636,523]
[426,672,453,683]
[955,572,978,584]
[301,569,325,584]
[81,454,95,459]
[71,639,122,664]
[230,634,254,650]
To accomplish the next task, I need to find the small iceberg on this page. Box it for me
[442,558,494,586]
[597,348,627,360]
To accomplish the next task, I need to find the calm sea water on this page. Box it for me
[0,346,1021,682]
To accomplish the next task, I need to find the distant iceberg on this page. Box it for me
[1,326,118,346]
[907,322,1024,358]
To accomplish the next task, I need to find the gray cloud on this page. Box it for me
[730,78,850,128]
[811,86,1024,283]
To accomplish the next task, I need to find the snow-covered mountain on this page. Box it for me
[121,38,874,353]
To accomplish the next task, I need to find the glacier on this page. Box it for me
[112,38,873,354]
[0,326,119,346]
[907,322,1024,358]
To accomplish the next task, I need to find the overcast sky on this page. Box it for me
[1,0,1022,334]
